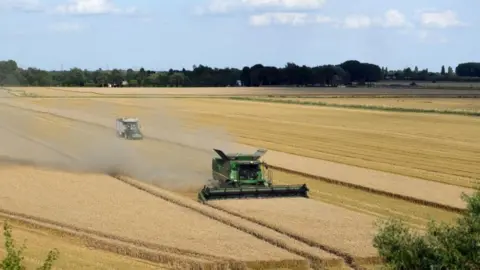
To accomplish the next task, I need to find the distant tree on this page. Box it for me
[456,62,480,77]
[169,72,186,87]
[448,66,454,76]
[2,58,480,87]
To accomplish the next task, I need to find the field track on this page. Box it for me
[114,175,353,269]
[208,199,380,266]
[0,165,325,269]
[0,97,475,212]
[0,103,367,269]
[0,217,175,269]
[0,209,210,269]
[264,156,472,212]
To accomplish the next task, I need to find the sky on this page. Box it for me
[0,0,477,71]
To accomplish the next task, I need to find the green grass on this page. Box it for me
[229,97,480,117]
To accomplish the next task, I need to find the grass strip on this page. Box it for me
[230,97,480,117]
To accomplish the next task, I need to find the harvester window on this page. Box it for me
[126,123,139,131]
[238,164,260,180]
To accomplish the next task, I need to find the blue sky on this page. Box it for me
[0,0,477,71]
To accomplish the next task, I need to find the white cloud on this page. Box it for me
[417,30,448,43]
[248,9,413,28]
[342,10,412,29]
[249,12,308,26]
[0,0,42,12]
[343,15,372,29]
[420,10,464,28]
[53,0,136,15]
[242,0,326,9]
[48,22,85,32]
[196,0,326,15]
[382,9,411,28]
[194,0,236,14]
[315,15,332,24]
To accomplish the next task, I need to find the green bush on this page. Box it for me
[0,221,59,270]
[373,191,480,270]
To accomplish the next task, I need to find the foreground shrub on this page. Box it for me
[373,191,479,269]
[0,221,59,270]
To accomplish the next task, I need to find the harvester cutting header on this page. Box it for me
[198,148,309,202]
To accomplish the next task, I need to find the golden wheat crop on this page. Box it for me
[0,218,172,269]
[2,88,475,269]
[116,175,345,269]
[209,197,380,264]
[160,98,480,187]
[38,95,477,190]
[262,151,474,210]
[270,169,460,227]
[34,96,474,208]
[5,96,474,211]
[0,165,302,263]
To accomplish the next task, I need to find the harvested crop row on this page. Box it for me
[4,98,475,212]
[262,152,475,211]
[208,198,381,266]
[0,105,321,269]
[163,98,480,186]
[0,213,200,269]
[0,104,344,269]
[27,96,475,211]
[0,165,306,268]
[269,168,460,228]
[115,175,346,269]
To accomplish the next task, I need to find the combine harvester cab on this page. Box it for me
[198,148,309,202]
[116,117,144,140]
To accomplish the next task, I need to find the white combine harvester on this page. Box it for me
[116,117,143,140]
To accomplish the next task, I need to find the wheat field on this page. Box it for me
[0,218,172,269]
[0,165,316,269]
[209,198,380,264]
[0,86,478,269]
[162,98,480,187]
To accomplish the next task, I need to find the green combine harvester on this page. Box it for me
[198,148,309,202]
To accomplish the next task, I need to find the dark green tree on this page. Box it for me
[373,190,480,270]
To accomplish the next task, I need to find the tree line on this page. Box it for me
[1,59,480,87]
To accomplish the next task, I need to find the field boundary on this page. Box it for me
[229,97,480,116]
[111,175,346,270]
[268,165,466,213]
[0,208,225,269]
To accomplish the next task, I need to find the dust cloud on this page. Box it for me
[0,97,248,192]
